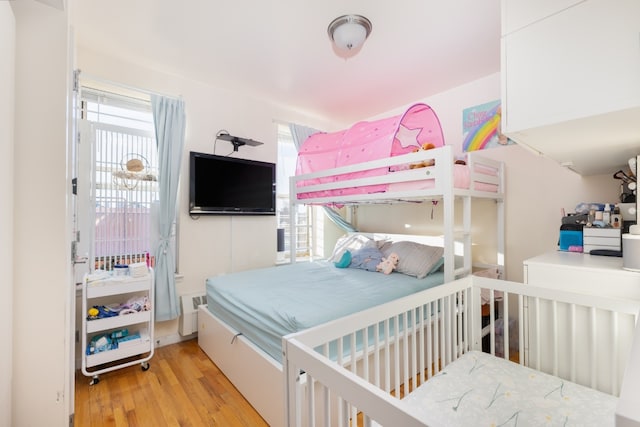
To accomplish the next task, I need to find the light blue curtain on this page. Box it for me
[151,95,186,321]
[288,123,318,151]
[323,206,358,232]
[288,123,357,233]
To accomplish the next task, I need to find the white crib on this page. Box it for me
[283,276,640,426]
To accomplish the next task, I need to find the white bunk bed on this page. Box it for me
[290,145,505,282]
[197,146,505,427]
[283,275,640,426]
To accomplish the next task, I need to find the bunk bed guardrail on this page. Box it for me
[290,145,504,206]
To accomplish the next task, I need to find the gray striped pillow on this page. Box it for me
[381,241,444,279]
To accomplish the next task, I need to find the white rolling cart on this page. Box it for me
[81,268,154,385]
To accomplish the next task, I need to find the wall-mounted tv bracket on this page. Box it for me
[216,130,264,152]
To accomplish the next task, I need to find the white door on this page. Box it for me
[74,119,95,283]
[67,67,83,423]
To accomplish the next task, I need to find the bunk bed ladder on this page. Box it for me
[461,195,472,277]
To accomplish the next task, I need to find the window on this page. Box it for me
[276,124,314,258]
[81,88,159,271]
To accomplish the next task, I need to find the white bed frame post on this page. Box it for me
[617,308,640,426]
[463,195,472,277]
[470,279,484,351]
[496,161,505,277]
[282,343,299,427]
[441,146,455,283]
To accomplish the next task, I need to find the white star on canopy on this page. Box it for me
[395,125,422,149]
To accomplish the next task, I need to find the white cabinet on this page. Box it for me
[523,252,640,394]
[81,271,154,385]
[501,0,640,175]
[524,251,640,299]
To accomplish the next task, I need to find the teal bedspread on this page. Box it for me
[206,261,444,363]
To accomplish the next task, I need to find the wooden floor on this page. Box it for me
[74,339,268,427]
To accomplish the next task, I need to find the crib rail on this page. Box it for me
[283,276,640,427]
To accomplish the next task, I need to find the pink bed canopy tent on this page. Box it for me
[295,103,445,198]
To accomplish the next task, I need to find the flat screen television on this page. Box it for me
[189,151,276,215]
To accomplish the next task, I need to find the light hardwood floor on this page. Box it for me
[75,339,269,427]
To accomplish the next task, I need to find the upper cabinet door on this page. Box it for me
[502,0,585,35]
[501,0,640,175]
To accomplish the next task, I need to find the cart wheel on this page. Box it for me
[141,361,150,371]
[89,376,100,386]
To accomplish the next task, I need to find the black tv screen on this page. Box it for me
[189,151,276,215]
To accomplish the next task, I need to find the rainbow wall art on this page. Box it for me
[462,100,513,152]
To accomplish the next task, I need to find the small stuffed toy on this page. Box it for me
[376,253,399,275]
[409,143,436,169]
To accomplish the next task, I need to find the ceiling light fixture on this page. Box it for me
[327,14,372,52]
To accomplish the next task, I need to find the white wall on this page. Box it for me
[476,145,617,281]
[356,73,619,282]
[0,4,15,426]
[12,1,71,426]
[76,48,336,341]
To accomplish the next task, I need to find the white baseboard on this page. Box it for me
[154,331,197,348]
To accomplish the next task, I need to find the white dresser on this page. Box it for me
[522,251,640,394]
[524,251,640,300]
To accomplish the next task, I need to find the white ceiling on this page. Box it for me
[72,0,501,124]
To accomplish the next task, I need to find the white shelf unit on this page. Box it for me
[81,271,155,385]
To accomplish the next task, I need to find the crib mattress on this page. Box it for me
[396,351,617,427]
[206,261,444,363]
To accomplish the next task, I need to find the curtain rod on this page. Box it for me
[82,86,152,109]
[79,71,181,102]
[272,118,325,131]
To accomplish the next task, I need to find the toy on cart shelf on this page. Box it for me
[86,328,145,355]
[87,295,151,320]
[86,334,116,355]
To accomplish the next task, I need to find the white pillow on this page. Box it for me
[381,241,444,279]
[329,234,378,263]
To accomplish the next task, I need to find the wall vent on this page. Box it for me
[179,292,207,336]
